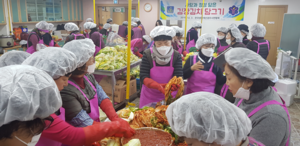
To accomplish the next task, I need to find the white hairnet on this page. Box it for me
[107,18,113,23]
[131,22,138,27]
[84,22,97,30]
[229,23,238,28]
[171,26,184,35]
[166,92,252,146]
[150,26,176,39]
[0,51,30,67]
[64,22,79,31]
[217,27,228,34]
[192,21,202,28]
[123,21,128,26]
[133,17,140,23]
[63,39,95,67]
[22,47,77,80]
[251,23,266,37]
[20,40,27,45]
[229,27,243,43]
[196,33,217,49]
[36,21,48,30]
[46,23,55,31]
[143,35,151,44]
[86,18,93,22]
[225,47,276,81]
[103,23,111,29]
[0,65,62,127]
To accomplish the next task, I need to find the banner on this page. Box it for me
[160,0,245,21]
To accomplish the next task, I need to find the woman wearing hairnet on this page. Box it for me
[133,17,146,36]
[130,35,152,58]
[86,18,93,22]
[131,21,143,39]
[215,27,230,54]
[222,47,290,146]
[184,34,226,94]
[22,47,133,146]
[0,65,61,146]
[125,22,136,40]
[139,26,183,108]
[100,23,111,36]
[84,22,105,56]
[64,22,80,35]
[26,21,49,54]
[166,92,264,146]
[61,39,135,136]
[107,18,113,24]
[0,51,30,67]
[44,23,60,47]
[118,21,128,38]
[238,24,250,45]
[246,23,270,60]
[171,26,185,55]
[226,27,246,48]
[65,31,86,44]
[186,21,202,52]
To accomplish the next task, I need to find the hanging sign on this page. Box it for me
[160,0,245,21]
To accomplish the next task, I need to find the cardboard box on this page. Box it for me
[99,77,137,103]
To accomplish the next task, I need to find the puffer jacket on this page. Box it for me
[247,39,270,60]
[60,74,97,121]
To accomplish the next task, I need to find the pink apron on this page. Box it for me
[26,32,44,54]
[253,40,270,54]
[186,55,216,94]
[139,47,174,108]
[131,38,143,54]
[237,98,290,146]
[49,40,55,47]
[73,33,85,40]
[85,33,89,39]
[186,30,196,53]
[176,41,183,54]
[220,84,228,98]
[68,76,100,122]
[217,38,230,54]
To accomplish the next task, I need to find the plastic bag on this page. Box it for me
[36,43,47,51]
[105,32,126,47]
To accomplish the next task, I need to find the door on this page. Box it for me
[257,5,288,66]
[113,10,125,25]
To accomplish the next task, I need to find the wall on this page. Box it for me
[161,0,300,38]
[0,0,12,35]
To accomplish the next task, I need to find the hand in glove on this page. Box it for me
[171,84,180,91]
[144,78,166,94]
[134,51,143,58]
[183,51,188,57]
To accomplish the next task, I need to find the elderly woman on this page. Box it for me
[247,23,270,60]
[0,65,61,146]
[171,26,185,55]
[0,51,30,67]
[166,92,264,146]
[44,23,60,47]
[226,27,246,48]
[118,21,128,38]
[223,48,290,146]
[64,22,80,35]
[26,21,49,54]
[139,26,183,108]
[84,22,105,56]
[107,18,113,24]
[215,27,230,54]
[133,17,146,36]
[186,21,202,52]
[184,34,226,94]
[100,23,111,37]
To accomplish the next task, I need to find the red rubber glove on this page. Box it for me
[183,51,188,57]
[83,121,135,146]
[144,78,166,94]
[135,51,143,58]
[182,57,185,61]
[171,84,180,91]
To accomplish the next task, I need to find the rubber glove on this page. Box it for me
[135,51,143,58]
[143,78,166,94]
[183,51,188,57]
[171,84,180,91]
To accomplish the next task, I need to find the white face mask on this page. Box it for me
[218,35,225,40]
[15,133,42,146]
[233,82,250,100]
[87,63,96,74]
[157,46,171,56]
[201,48,214,57]
[226,39,232,45]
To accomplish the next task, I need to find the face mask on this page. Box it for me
[226,39,232,45]
[201,48,214,57]
[15,134,42,146]
[218,35,225,40]
[233,82,250,100]
[87,63,96,74]
[157,46,171,56]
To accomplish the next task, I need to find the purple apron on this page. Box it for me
[85,33,89,39]
[139,47,174,108]
[118,25,127,38]
[68,76,100,122]
[220,84,228,98]
[132,27,143,39]
[26,32,44,54]
[186,30,196,53]
[93,32,103,57]
[253,40,270,54]
[73,33,85,40]
[186,55,216,94]
[237,97,290,146]
[217,38,230,54]
[139,24,146,36]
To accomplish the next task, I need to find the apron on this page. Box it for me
[139,24,146,36]
[139,47,174,108]
[217,38,230,54]
[237,98,290,146]
[85,33,89,39]
[131,38,143,54]
[26,32,44,54]
[132,27,143,39]
[118,25,127,38]
[253,40,270,54]
[91,32,103,57]
[176,41,183,54]
[186,30,196,53]
[220,84,228,98]
[68,76,100,122]
[49,40,55,47]
[186,55,216,94]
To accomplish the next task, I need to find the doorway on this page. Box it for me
[257,5,288,66]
